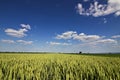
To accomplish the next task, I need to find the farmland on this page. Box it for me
[0,53,120,80]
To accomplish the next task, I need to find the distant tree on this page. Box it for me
[79,51,82,54]
[108,52,111,54]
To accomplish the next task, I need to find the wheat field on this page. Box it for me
[0,53,120,80]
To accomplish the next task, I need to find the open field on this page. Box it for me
[0,53,120,80]
[79,53,120,57]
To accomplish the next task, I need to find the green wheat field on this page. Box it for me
[0,53,120,80]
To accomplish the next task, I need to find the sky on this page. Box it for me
[0,0,120,53]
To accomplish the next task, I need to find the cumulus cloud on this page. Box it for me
[5,24,31,38]
[77,0,120,17]
[49,42,71,46]
[20,24,31,30]
[111,35,120,38]
[56,31,76,39]
[1,39,15,44]
[115,11,120,16]
[56,31,102,42]
[55,31,118,47]
[73,33,102,42]
[5,28,28,38]
[17,40,33,45]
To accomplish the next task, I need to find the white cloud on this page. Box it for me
[79,39,117,47]
[5,28,28,38]
[73,33,102,42]
[1,39,15,44]
[95,39,117,44]
[17,40,33,45]
[5,24,31,38]
[56,31,102,42]
[20,24,31,30]
[49,42,71,46]
[84,0,89,2]
[111,35,120,38]
[103,18,107,23]
[115,11,120,16]
[56,31,77,39]
[1,39,33,45]
[77,4,85,15]
[55,31,118,47]
[77,0,120,17]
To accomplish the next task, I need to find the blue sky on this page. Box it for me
[0,0,120,53]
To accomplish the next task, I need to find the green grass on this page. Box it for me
[0,53,120,80]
